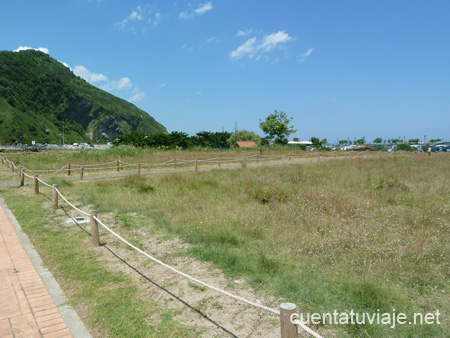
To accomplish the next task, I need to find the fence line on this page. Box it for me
[2,151,388,179]
[5,160,325,338]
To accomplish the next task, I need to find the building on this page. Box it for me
[235,141,258,148]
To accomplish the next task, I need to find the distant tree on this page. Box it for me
[373,137,383,144]
[259,110,296,144]
[394,144,416,152]
[355,137,366,145]
[227,130,262,147]
[320,138,328,146]
[339,140,348,145]
[310,137,321,147]
[429,138,442,143]
[408,138,420,144]
[391,138,402,144]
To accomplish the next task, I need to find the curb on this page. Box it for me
[0,196,93,338]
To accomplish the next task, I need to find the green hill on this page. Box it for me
[0,50,166,144]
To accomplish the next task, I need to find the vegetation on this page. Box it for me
[113,131,231,149]
[0,50,166,144]
[259,110,296,144]
[2,151,448,337]
[0,186,195,338]
[394,143,417,152]
[226,130,262,147]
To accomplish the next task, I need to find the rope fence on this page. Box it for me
[3,150,398,188]
[0,156,335,338]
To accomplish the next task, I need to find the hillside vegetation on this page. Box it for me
[0,50,166,144]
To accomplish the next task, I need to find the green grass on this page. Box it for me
[0,187,195,338]
[1,151,449,337]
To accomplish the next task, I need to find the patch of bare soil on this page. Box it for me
[51,203,286,337]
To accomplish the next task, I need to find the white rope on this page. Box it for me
[27,164,69,175]
[55,188,90,216]
[23,172,34,179]
[36,176,53,188]
[296,321,325,338]
[94,216,280,315]
[6,159,324,338]
[83,165,122,170]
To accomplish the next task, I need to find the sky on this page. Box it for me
[1,0,449,143]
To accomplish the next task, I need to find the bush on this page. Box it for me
[394,144,416,152]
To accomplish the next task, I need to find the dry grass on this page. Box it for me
[2,150,449,337]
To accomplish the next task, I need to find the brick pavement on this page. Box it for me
[0,204,73,338]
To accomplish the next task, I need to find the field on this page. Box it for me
[0,148,449,337]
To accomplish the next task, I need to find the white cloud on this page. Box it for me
[157,83,166,89]
[128,90,146,102]
[204,36,218,44]
[237,29,253,37]
[258,31,292,52]
[100,77,132,91]
[14,46,49,54]
[180,2,213,19]
[300,48,314,62]
[115,5,162,32]
[229,30,293,61]
[74,65,108,83]
[115,5,144,30]
[60,61,72,70]
[180,43,194,52]
[195,2,213,15]
[229,37,257,60]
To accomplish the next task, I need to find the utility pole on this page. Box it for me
[62,120,65,146]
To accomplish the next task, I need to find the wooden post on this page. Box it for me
[317,153,320,162]
[1,157,3,164]
[256,154,259,164]
[80,166,84,181]
[11,161,14,173]
[282,155,285,164]
[218,157,221,168]
[6,160,10,168]
[174,158,177,169]
[68,163,71,176]
[90,210,100,247]
[289,154,291,161]
[20,168,25,187]
[34,175,39,195]
[116,159,119,172]
[137,162,141,175]
[243,157,247,167]
[280,303,298,338]
[52,184,58,208]
[195,159,198,172]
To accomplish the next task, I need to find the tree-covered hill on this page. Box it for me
[0,50,166,144]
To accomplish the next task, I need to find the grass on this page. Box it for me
[1,151,449,337]
[0,186,196,338]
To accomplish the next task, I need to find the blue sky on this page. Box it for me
[1,0,449,142]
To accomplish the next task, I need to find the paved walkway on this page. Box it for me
[0,201,88,338]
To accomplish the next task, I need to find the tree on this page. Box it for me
[429,138,442,143]
[339,140,348,145]
[373,137,383,144]
[355,137,366,145]
[408,138,420,144]
[227,130,262,147]
[310,137,321,147]
[259,110,296,144]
